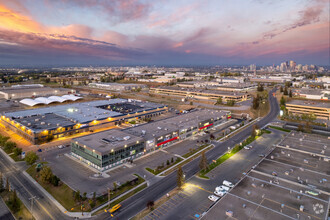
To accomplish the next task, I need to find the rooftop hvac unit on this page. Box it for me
[123,136,131,140]
[40,122,45,125]
[142,130,146,135]
[164,128,168,130]
[157,127,162,130]
[42,115,45,118]
[35,118,39,122]
[57,123,60,126]
[28,123,31,126]
[48,123,51,126]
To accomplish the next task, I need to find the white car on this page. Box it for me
[223,180,234,188]
[217,185,230,191]
[208,195,219,202]
[244,146,250,150]
[58,145,64,149]
[214,190,226,197]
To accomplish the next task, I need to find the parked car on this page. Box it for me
[272,171,278,176]
[244,146,250,150]
[216,185,230,192]
[58,145,64,149]
[208,195,219,202]
[223,180,234,188]
[37,149,42,152]
[258,154,265,157]
[214,190,226,197]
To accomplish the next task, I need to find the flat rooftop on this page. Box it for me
[278,131,330,157]
[3,99,166,131]
[286,99,330,108]
[204,131,330,220]
[14,113,74,132]
[124,109,228,140]
[73,129,143,154]
[293,88,329,96]
[153,86,247,96]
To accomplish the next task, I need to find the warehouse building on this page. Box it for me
[150,86,249,102]
[1,99,167,144]
[89,83,147,91]
[70,109,230,171]
[286,100,330,120]
[0,84,75,100]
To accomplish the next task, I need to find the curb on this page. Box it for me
[0,148,15,164]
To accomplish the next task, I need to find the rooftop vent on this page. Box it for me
[123,136,131,141]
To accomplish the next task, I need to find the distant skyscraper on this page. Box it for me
[249,64,256,71]
[289,60,296,71]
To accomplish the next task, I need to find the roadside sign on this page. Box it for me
[21,152,25,159]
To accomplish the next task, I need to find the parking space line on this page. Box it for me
[151,210,160,217]
[158,205,168,214]
[154,208,164,216]
[264,198,322,220]
[248,197,264,220]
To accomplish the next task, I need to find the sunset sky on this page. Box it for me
[0,0,329,66]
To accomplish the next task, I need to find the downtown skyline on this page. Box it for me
[0,0,329,66]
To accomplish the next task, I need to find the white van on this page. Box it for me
[223,180,234,188]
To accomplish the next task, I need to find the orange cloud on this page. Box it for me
[0,4,42,32]
[173,42,183,48]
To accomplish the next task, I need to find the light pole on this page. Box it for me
[29,196,36,220]
[108,188,111,210]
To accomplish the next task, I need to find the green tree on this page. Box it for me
[10,190,20,213]
[4,141,16,152]
[176,166,184,189]
[40,166,53,183]
[257,83,264,92]
[74,190,81,202]
[113,182,117,191]
[283,86,288,95]
[251,124,259,138]
[252,95,260,109]
[82,192,87,201]
[216,96,223,105]
[289,89,292,97]
[13,147,22,157]
[199,151,208,171]
[280,96,286,106]
[25,151,39,165]
[0,135,10,146]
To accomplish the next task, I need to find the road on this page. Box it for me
[100,89,279,219]
[0,153,71,220]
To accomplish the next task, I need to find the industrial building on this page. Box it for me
[0,84,75,100]
[150,86,250,102]
[71,109,230,170]
[292,88,330,100]
[286,100,330,120]
[19,94,82,106]
[1,99,167,144]
[88,83,147,91]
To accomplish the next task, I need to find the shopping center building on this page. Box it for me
[0,99,167,144]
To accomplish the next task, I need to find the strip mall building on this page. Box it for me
[71,109,230,171]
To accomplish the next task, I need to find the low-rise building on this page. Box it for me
[88,83,147,91]
[292,89,330,100]
[150,86,250,102]
[71,109,230,170]
[0,85,75,100]
[1,99,167,144]
[286,100,330,120]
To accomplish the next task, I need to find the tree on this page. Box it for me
[280,96,286,106]
[166,160,170,166]
[171,157,174,163]
[82,192,87,201]
[283,86,288,95]
[40,166,53,183]
[216,97,223,105]
[199,152,208,171]
[6,177,9,191]
[25,151,39,165]
[297,124,304,132]
[280,86,283,93]
[74,190,81,202]
[252,95,260,109]
[190,101,193,105]
[0,135,10,146]
[10,190,20,213]
[147,201,154,210]
[51,175,60,186]
[289,89,292,98]
[113,182,117,191]
[176,166,184,189]
[13,147,22,157]
[4,141,16,152]
[257,83,264,92]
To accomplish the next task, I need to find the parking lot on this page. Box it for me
[203,131,330,220]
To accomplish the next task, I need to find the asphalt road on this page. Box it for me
[0,153,71,220]
[100,89,279,220]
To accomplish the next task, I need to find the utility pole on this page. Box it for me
[108,188,111,209]
[29,196,36,220]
